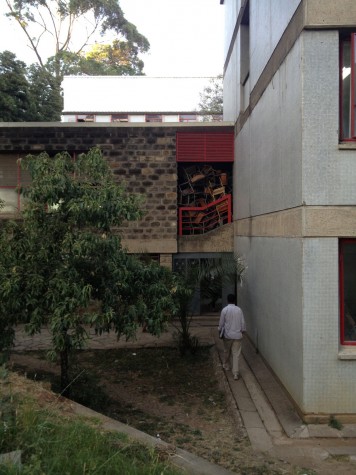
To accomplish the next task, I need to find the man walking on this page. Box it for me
[218,294,246,380]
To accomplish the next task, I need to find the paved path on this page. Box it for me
[12,316,216,351]
[11,315,356,472]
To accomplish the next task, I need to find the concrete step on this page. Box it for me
[242,337,305,438]
[213,334,274,452]
[242,337,356,440]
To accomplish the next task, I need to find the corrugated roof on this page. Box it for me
[62,76,215,113]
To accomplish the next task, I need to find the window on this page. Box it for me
[145,114,162,123]
[340,33,356,140]
[173,254,235,313]
[0,155,31,213]
[112,114,128,122]
[179,114,197,122]
[339,239,356,345]
[77,114,95,122]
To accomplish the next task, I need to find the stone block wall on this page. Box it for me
[104,127,177,248]
[0,123,234,255]
[0,124,178,253]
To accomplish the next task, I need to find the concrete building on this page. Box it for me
[222,0,356,418]
[61,76,223,123]
[2,0,356,421]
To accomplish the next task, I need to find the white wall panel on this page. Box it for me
[227,1,356,415]
[223,0,241,59]
[223,39,239,122]
[95,115,111,122]
[237,38,303,219]
[302,31,356,205]
[237,236,304,407]
[302,238,356,413]
[250,0,301,90]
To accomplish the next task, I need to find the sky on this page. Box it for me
[0,0,225,77]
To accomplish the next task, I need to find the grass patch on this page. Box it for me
[8,347,327,475]
[0,373,182,475]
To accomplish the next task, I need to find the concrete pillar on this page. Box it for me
[160,253,173,270]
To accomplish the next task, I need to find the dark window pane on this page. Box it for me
[112,114,128,122]
[146,114,162,122]
[179,114,197,122]
[341,240,356,343]
[341,40,351,139]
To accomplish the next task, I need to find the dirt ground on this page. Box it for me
[7,347,355,475]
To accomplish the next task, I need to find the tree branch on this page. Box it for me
[43,1,60,55]
[74,15,101,55]
[59,12,75,53]
[5,0,45,67]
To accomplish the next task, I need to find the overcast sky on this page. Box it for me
[0,0,225,77]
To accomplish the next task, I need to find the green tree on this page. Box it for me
[49,40,145,76]
[0,50,32,121]
[198,75,223,121]
[0,200,12,363]
[199,255,245,310]
[0,148,175,394]
[173,255,245,355]
[27,64,63,121]
[4,0,150,80]
[0,51,62,121]
[3,1,149,120]
[84,40,145,75]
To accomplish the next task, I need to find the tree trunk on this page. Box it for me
[60,345,70,397]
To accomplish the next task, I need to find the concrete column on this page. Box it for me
[160,254,173,270]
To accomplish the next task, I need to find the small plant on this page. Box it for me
[172,254,245,356]
[171,266,201,356]
[329,414,343,431]
[296,469,318,475]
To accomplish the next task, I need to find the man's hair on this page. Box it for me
[227,294,236,304]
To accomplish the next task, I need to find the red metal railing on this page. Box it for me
[178,194,232,236]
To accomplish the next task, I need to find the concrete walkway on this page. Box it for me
[214,333,356,463]
[11,315,356,472]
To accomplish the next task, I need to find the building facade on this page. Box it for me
[222,0,356,417]
[0,122,234,313]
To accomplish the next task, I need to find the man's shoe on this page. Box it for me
[233,373,239,380]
